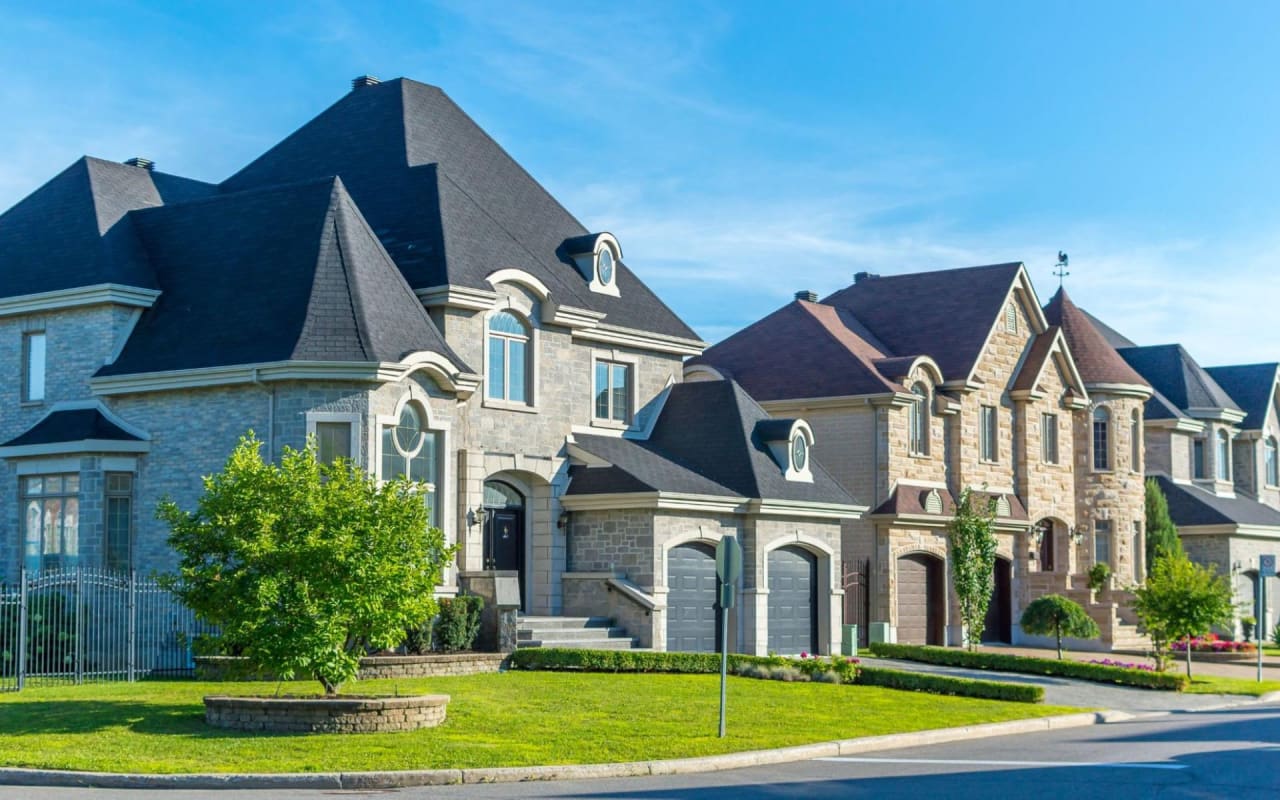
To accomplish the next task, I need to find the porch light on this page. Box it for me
[1070,526,1085,545]
[468,507,487,528]
[557,510,571,530]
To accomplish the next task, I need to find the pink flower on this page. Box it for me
[800,651,808,659]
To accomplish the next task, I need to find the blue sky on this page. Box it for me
[2,1,1278,364]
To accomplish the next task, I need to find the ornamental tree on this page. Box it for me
[1144,478,1184,577]
[1131,554,1233,677]
[1019,594,1099,659]
[159,434,451,695]
[949,487,999,651]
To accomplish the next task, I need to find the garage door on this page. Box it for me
[667,543,719,652]
[768,546,818,654]
[897,553,943,645]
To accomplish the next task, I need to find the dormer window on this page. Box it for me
[597,246,615,286]
[756,418,814,483]
[564,232,622,297]
[791,433,808,471]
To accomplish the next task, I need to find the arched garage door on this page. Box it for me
[897,553,944,645]
[667,543,719,652]
[768,546,818,654]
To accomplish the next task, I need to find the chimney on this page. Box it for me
[853,271,880,284]
[795,290,818,302]
[124,157,154,171]
[351,75,381,90]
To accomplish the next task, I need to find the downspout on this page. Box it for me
[251,367,275,462]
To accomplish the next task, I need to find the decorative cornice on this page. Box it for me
[572,324,706,357]
[0,439,151,458]
[560,491,863,520]
[415,284,498,311]
[0,283,161,319]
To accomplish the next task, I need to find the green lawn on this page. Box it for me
[1183,674,1280,696]
[0,673,1077,774]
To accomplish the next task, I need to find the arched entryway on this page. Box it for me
[1035,518,1056,572]
[768,546,818,654]
[666,542,720,652]
[982,556,1013,643]
[482,480,526,609]
[897,553,944,645]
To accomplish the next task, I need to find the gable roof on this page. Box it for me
[97,177,468,377]
[821,262,1031,383]
[1116,344,1240,415]
[567,380,858,507]
[1043,288,1149,389]
[0,157,215,299]
[1152,475,1280,529]
[1204,364,1280,431]
[221,78,698,342]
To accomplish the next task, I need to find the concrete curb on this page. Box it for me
[0,711,1106,791]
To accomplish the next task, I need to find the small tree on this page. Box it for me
[1144,478,1183,576]
[1019,594,1099,659]
[1131,554,1233,677]
[949,487,999,651]
[159,434,452,695]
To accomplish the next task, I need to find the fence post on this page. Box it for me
[74,568,84,685]
[127,569,137,683]
[16,569,27,692]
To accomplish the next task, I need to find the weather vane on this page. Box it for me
[1053,251,1069,288]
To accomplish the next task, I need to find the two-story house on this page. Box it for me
[689,264,1148,649]
[0,76,863,655]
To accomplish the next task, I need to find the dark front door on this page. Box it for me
[667,543,720,652]
[768,546,818,654]
[897,553,944,645]
[484,509,525,606]
[982,557,1013,644]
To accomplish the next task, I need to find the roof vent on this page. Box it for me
[124,157,154,171]
[854,271,880,284]
[795,290,818,302]
[351,75,381,90]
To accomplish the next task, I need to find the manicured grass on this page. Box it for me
[1183,674,1280,696]
[0,673,1077,774]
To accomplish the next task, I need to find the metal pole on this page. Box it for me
[16,569,27,692]
[718,604,728,738]
[1259,577,1265,684]
[127,569,137,683]
[74,568,84,685]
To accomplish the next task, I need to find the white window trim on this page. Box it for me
[305,411,363,467]
[979,405,998,464]
[1216,429,1232,482]
[482,297,540,413]
[908,383,930,457]
[1041,412,1059,465]
[589,348,640,430]
[1265,436,1279,487]
[22,329,47,405]
[1091,405,1112,473]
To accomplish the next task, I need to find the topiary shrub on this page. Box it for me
[432,595,484,652]
[1019,594,1100,659]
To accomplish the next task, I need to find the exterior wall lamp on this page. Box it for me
[467,507,487,528]
[557,510,571,530]
[1070,526,1085,545]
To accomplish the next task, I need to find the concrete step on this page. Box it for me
[517,627,632,642]
[517,637,638,650]
[517,616,613,631]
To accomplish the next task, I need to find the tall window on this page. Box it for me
[1130,409,1141,473]
[1131,520,1143,581]
[1193,438,1206,479]
[382,402,440,526]
[104,473,133,571]
[315,421,352,464]
[594,361,632,423]
[1266,437,1279,487]
[980,405,998,462]
[1041,413,1059,464]
[1094,520,1111,568]
[908,383,929,455]
[487,311,530,404]
[23,474,78,572]
[22,331,46,402]
[1092,406,1111,471]
[1216,430,1231,481]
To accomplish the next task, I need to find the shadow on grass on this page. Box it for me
[0,700,307,739]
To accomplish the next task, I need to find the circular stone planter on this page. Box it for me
[204,694,450,734]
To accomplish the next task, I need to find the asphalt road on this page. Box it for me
[2,702,1277,800]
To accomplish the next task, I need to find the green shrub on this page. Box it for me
[858,665,1043,702]
[1273,621,1280,648]
[1087,563,1112,592]
[868,642,1188,690]
[1020,594,1099,659]
[1,591,77,678]
[432,596,484,652]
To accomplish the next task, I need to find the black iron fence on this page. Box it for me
[0,567,215,691]
[842,558,870,648]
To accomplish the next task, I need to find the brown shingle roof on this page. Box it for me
[1043,288,1149,389]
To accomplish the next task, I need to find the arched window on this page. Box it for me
[1266,437,1279,487]
[382,401,440,525]
[1217,429,1231,481]
[1092,406,1110,471]
[1130,409,1141,473]
[487,311,531,404]
[908,383,929,455]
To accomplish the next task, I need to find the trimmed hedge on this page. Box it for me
[869,643,1188,691]
[509,648,1041,702]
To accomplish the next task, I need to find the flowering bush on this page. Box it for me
[1170,633,1255,653]
[1089,658,1157,672]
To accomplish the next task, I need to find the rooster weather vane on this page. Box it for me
[1053,251,1069,288]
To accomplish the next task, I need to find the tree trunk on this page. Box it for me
[1185,636,1193,679]
[1055,621,1063,660]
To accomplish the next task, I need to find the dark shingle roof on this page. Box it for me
[1116,344,1240,414]
[568,380,858,506]
[221,79,697,342]
[1153,475,1280,528]
[98,177,467,377]
[0,157,216,299]
[1204,364,1279,430]
[1081,309,1137,349]
[1,407,142,448]
[822,263,1026,382]
[1043,289,1149,388]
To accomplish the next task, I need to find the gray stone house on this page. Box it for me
[0,76,861,654]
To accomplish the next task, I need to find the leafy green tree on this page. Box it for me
[1144,478,1183,576]
[949,487,999,650]
[1131,554,1233,677]
[1019,594,1100,659]
[159,434,452,695]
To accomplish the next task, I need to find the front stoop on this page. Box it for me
[517,616,639,650]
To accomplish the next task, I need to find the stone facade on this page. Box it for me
[203,694,449,733]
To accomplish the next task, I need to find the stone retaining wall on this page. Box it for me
[195,653,507,682]
[204,694,450,733]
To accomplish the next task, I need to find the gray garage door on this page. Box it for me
[897,553,944,645]
[667,543,719,652]
[768,546,818,654]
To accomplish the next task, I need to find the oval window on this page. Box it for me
[598,247,615,285]
[791,434,808,471]
[394,403,423,453]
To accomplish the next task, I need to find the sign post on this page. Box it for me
[1260,555,1275,683]
[715,536,742,739]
